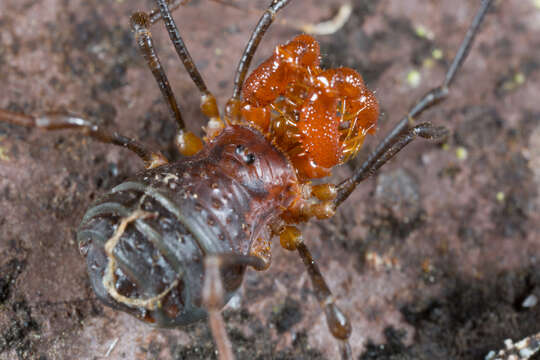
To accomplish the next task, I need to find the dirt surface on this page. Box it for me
[1,0,539,359]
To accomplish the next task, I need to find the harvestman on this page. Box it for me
[0,0,494,359]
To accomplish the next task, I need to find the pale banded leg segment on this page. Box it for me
[202,254,266,360]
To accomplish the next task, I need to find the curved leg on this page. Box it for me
[0,109,167,169]
[339,122,448,201]
[202,254,267,360]
[334,0,494,207]
[226,0,292,120]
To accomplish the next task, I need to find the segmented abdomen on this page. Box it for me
[77,159,255,326]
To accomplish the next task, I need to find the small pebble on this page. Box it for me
[521,294,538,308]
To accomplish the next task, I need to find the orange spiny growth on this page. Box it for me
[241,34,379,180]
[242,34,321,108]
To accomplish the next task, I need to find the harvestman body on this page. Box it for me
[0,0,494,359]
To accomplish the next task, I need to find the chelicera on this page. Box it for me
[0,0,494,359]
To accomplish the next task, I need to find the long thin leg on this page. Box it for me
[203,256,234,360]
[226,0,292,120]
[278,225,353,359]
[153,0,220,121]
[336,122,448,205]
[334,0,493,207]
[0,109,167,169]
[279,226,352,359]
[202,254,267,360]
[148,0,238,25]
[296,241,352,360]
[130,12,185,131]
[147,0,209,97]
[148,0,189,24]
[154,0,210,98]
[130,11,203,156]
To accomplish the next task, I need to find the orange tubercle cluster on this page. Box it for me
[240,34,379,180]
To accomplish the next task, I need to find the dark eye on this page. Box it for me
[235,144,256,164]
[245,153,256,164]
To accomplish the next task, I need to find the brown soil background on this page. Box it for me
[1,0,539,359]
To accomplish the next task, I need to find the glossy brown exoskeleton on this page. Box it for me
[78,126,298,327]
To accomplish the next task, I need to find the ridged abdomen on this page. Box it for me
[77,126,299,326]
